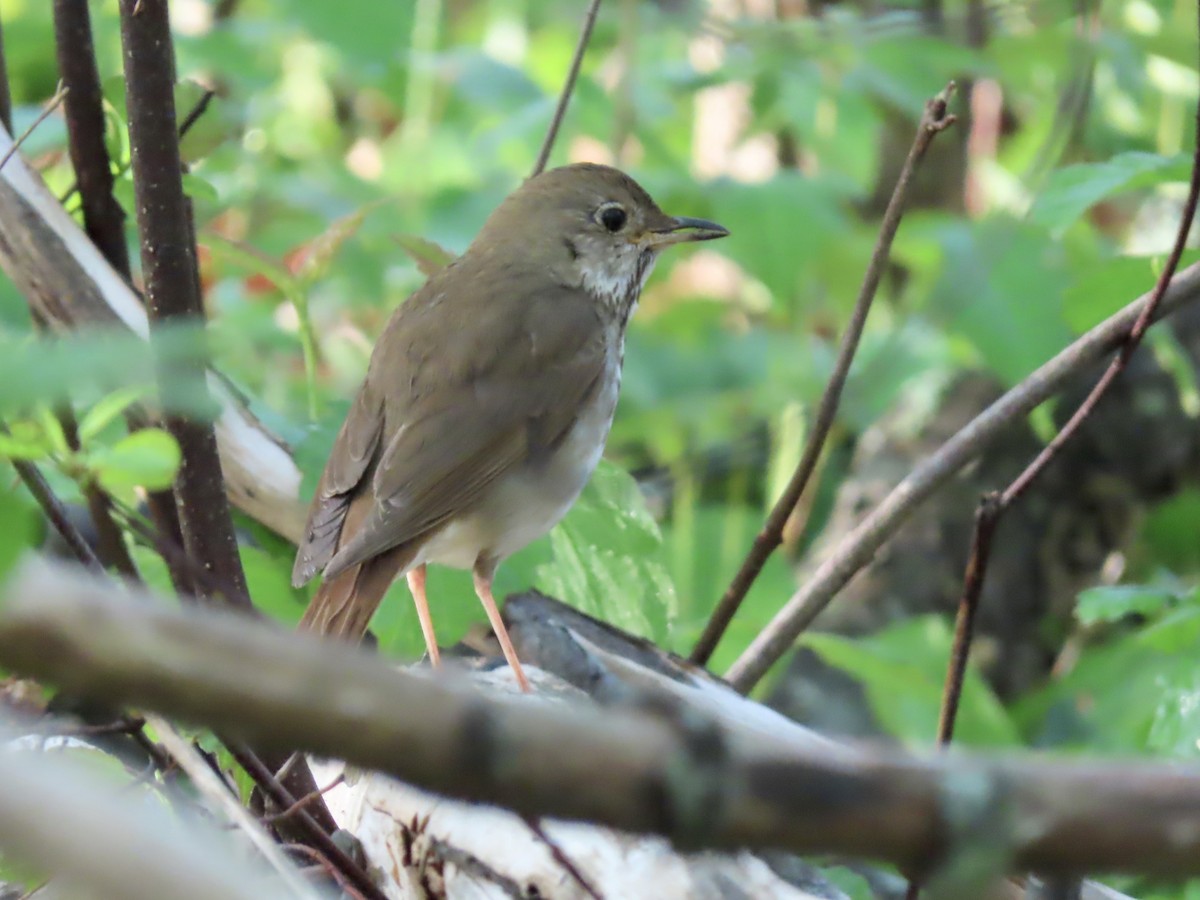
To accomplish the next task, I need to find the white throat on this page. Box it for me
[578,247,657,316]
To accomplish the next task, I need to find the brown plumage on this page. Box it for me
[293,163,728,690]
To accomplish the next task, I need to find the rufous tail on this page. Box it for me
[298,543,416,641]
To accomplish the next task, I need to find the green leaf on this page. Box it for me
[529,461,677,644]
[930,219,1073,386]
[0,488,39,585]
[802,617,1021,748]
[78,387,149,445]
[0,428,52,461]
[1061,256,1155,333]
[204,236,300,298]
[1030,152,1191,234]
[242,544,307,625]
[1076,584,1176,626]
[181,171,219,206]
[91,429,182,493]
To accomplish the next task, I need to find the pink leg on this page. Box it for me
[471,564,531,692]
[406,565,440,667]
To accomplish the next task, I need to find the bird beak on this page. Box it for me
[642,215,729,249]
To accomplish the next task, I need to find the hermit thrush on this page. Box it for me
[292,163,727,690]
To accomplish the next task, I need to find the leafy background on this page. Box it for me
[0,0,1198,894]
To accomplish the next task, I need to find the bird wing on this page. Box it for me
[291,382,386,586]
[317,272,609,580]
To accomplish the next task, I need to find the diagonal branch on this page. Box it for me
[724,260,1200,693]
[532,0,603,177]
[10,558,1200,879]
[691,83,958,666]
[929,0,1200,752]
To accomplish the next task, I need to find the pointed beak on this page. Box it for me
[643,215,729,249]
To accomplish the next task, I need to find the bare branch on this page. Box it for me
[532,0,603,177]
[0,82,66,174]
[921,0,1200,818]
[0,17,11,135]
[691,83,958,666]
[725,261,1200,693]
[118,0,250,609]
[9,558,1200,878]
[6,448,103,572]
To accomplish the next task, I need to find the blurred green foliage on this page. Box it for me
[0,0,1199,888]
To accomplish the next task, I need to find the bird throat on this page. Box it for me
[578,247,658,326]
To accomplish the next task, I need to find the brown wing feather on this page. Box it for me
[291,384,385,586]
[323,354,604,578]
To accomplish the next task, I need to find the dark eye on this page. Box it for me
[597,204,627,232]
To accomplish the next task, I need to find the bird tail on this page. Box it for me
[298,544,417,642]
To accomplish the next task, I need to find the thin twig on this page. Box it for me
[8,452,103,572]
[0,17,12,135]
[53,0,131,274]
[229,744,388,900]
[691,83,958,666]
[282,844,371,900]
[427,834,525,899]
[146,715,320,899]
[261,773,345,825]
[531,0,603,177]
[59,87,215,210]
[0,82,67,173]
[523,816,604,900]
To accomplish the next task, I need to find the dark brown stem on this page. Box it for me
[523,816,603,900]
[53,0,131,276]
[691,83,959,666]
[261,773,344,825]
[53,0,193,592]
[57,402,139,578]
[118,0,250,610]
[8,454,102,572]
[531,0,603,177]
[0,16,12,135]
[0,83,67,173]
[229,743,387,900]
[935,493,1000,745]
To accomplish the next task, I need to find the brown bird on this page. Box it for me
[292,163,728,691]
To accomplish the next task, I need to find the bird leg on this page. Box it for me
[472,560,532,692]
[406,564,441,667]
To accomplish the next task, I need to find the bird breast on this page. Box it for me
[413,336,624,570]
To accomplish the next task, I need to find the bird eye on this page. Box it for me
[596,203,627,233]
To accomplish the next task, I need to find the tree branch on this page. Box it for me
[691,83,958,666]
[531,0,603,177]
[725,261,1200,693]
[118,0,249,608]
[0,15,11,135]
[926,0,1200,767]
[9,558,1200,879]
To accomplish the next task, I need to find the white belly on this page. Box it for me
[413,361,621,570]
